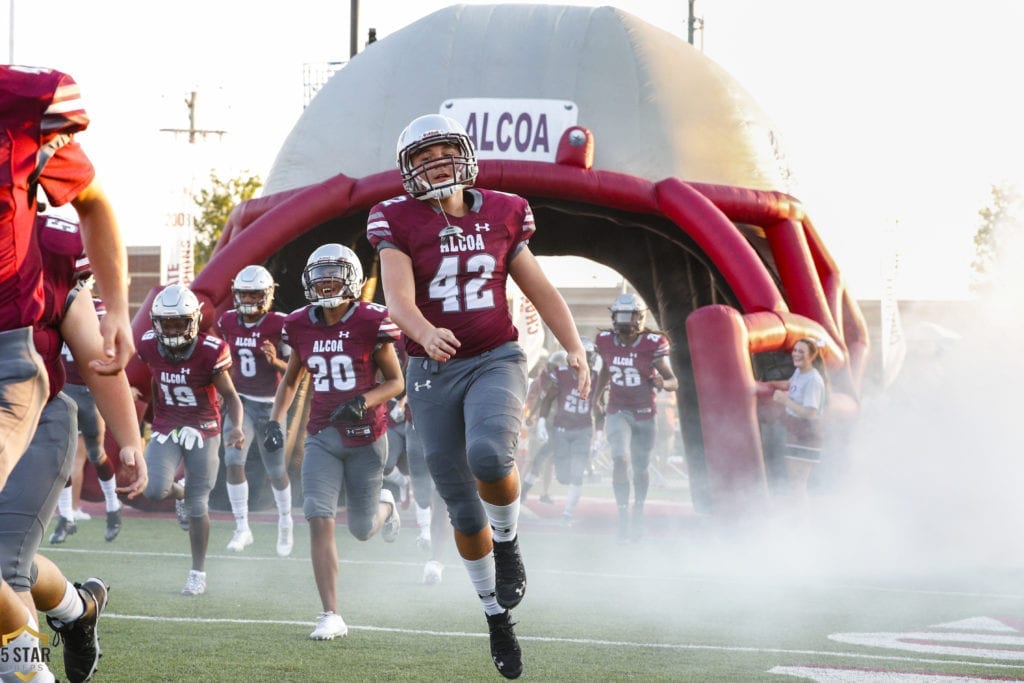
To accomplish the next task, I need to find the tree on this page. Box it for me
[192,170,263,271]
[970,182,1022,296]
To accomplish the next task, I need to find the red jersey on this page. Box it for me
[1,66,93,331]
[595,330,671,420]
[136,332,232,437]
[545,364,599,431]
[62,297,105,387]
[367,188,534,358]
[283,302,400,446]
[216,309,288,400]
[34,214,88,398]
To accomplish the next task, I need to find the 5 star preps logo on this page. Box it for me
[1,624,51,681]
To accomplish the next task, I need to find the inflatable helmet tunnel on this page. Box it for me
[124,5,869,517]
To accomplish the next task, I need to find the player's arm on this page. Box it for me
[212,371,245,448]
[366,342,405,408]
[509,247,589,398]
[70,179,133,375]
[270,353,306,424]
[61,287,148,497]
[378,247,460,362]
[651,356,679,392]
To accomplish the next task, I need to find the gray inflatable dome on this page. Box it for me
[264,3,795,195]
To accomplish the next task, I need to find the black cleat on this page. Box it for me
[48,577,108,683]
[486,610,522,679]
[104,508,123,542]
[49,516,77,544]
[492,536,526,609]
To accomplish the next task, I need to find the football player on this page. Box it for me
[0,65,134,682]
[137,285,245,597]
[536,339,602,527]
[593,293,679,543]
[368,113,590,680]
[51,297,129,545]
[216,265,294,556]
[265,244,404,641]
[0,214,146,683]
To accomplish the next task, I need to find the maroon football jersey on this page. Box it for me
[216,309,288,399]
[0,66,93,331]
[546,364,599,431]
[136,332,232,437]
[595,330,671,419]
[62,297,105,387]
[283,302,400,446]
[367,188,534,358]
[33,214,88,398]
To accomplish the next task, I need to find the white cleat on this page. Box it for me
[226,528,254,552]
[181,570,207,596]
[416,530,432,553]
[423,560,444,585]
[276,516,294,557]
[310,611,348,640]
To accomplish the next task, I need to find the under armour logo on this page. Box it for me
[338,330,350,338]
[414,380,432,392]
[474,222,491,232]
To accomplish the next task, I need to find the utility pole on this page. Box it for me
[687,0,704,47]
[159,91,226,144]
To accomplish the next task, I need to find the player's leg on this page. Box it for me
[342,438,397,542]
[180,436,219,596]
[222,399,254,552]
[605,411,632,541]
[252,400,294,557]
[301,430,348,640]
[628,415,656,541]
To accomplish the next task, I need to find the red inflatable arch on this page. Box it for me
[111,126,868,518]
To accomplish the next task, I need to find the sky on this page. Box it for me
[5,0,1024,300]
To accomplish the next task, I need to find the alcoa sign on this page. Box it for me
[441,98,579,162]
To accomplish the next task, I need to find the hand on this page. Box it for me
[566,348,591,399]
[264,420,284,451]
[650,374,665,390]
[90,309,135,376]
[423,327,460,363]
[389,401,406,423]
[772,390,789,405]
[330,395,367,422]
[261,339,278,365]
[115,446,148,499]
[535,417,549,445]
[226,426,245,449]
[177,426,205,450]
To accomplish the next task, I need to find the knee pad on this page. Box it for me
[223,444,247,468]
[612,457,629,484]
[443,493,487,536]
[85,437,102,464]
[466,432,515,483]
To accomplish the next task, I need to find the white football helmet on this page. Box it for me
[396,114,478,201]
[548,349,568,368]
[302,243,364,309]
[232,265,275,315]
[151,284,201,352]
[610,293,647,336]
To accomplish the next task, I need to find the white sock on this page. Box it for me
[272,484,292,520]
[415,504,432,530]
[462,554,502,615]
[565,484,583,515]
[57,486,73,520]
[45,580,85,624]
[481,499,519,542]
[226,482,249,530]
[99,476,121,512]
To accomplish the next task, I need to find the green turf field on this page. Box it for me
[34,503,1024,682]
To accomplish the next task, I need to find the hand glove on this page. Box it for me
[177,426,204,450]
[330,395,367,423]
[389,402,406,423]
[264,421,284,451]
[535,417,549,444]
